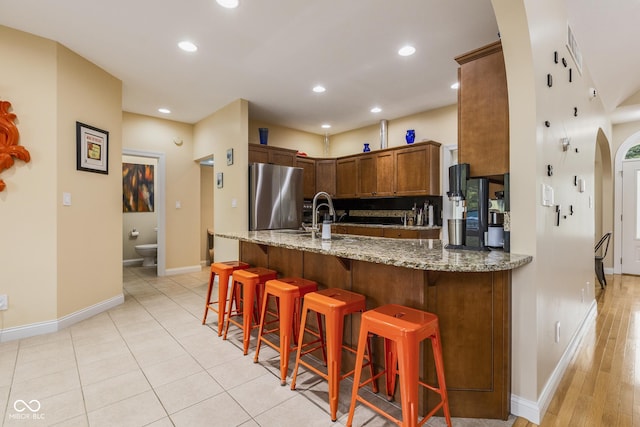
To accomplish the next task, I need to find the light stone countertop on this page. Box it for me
[216,230,532,273]
[336,223,441,231]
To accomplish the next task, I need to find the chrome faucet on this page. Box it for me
[311,191,335,235]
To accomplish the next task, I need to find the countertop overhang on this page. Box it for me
[216,230,532,273]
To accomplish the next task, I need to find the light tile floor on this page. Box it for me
[0,266,516,427]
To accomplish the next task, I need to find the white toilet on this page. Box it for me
[135,243,157,267]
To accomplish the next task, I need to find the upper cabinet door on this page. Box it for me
[248,143,297,166]
[456,41,509,178]
[394,143,439,196]
[357,154,377,196]
[295,156,316,199]
[315,159,336,197]
[375,151,394,196]
[336,157,358,198]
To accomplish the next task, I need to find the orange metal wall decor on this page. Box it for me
[0,100,30,191]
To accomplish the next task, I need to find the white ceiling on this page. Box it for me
[1,0,638,134]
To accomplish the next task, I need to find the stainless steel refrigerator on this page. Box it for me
[249,163,303,230]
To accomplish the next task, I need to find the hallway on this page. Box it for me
[515,274,638,426]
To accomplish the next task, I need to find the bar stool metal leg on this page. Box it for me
[201,261,250,336]
[346,304,452,427]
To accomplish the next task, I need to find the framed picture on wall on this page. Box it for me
[226,148,234,166]
[76,121,109,174]
[217,172,223,188]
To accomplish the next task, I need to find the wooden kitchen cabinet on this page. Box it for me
[315,159,336,196]
[295,156,316,199]
[375,150,395,196]
[336,156,358,198]
[248,143,297,166]
[357,151,394,197]
[394,142,440,196]
[456,41,509,178]
[251,140,440,199]
[357,154,376,196]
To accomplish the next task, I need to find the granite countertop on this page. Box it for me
[216,230,532,273]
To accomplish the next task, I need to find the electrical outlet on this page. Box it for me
[0,294,7,310]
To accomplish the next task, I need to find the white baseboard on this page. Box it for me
[0,294,124,343]
[604,267,614,275]
[165,265,202,276]
[510,299,597,424]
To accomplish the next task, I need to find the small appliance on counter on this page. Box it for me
[445,163,490,251]
[464,177,490,250]
[487,190,505,248]
[445,163,468,249]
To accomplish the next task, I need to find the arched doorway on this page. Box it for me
[595,129,613,256]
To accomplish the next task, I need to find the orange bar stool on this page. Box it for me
[253,277,326,385]
[346,304,452,427]
[202,261,251,336]
[223,267,277,355]
[290,288,377,422]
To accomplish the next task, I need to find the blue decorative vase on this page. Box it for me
[258,128,269,145]
[363,143,371,152]
[405,129,415,144]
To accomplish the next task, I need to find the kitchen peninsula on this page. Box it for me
[216,230,532,419]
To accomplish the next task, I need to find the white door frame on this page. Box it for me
[441,144,458,244]
[621,159,640,274]
[613,131,640,274]
[123,149,167,276]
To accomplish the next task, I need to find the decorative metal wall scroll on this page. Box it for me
[0,100,31,191]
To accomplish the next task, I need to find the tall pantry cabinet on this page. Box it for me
[455,40,509,178]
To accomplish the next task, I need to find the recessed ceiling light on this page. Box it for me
[370,107,382,113]
[398,45,416,56]
[313,85,326,93]
[158,108,171,114]
[216,0,239,8]
[321,124,331,129]
[178,41,198,52]
[451,82,460,90]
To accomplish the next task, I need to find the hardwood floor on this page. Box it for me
[514,274,640,427]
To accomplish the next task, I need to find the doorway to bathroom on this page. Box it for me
[122,149,166,276]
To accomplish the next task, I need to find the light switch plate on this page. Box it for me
[0,295,7,310]
[63,192,72,206]
[541,184,554,207]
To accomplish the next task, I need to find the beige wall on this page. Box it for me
[248,120,325,157]
[612,121,640,152]
[194,99,249,263]
[0,25,123,330]
[56,44,123,317]
[329,104,458,158]
[122,155,158,262]
[0,27,58,328]
[493,0,611,419]
[122,113,200,272]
